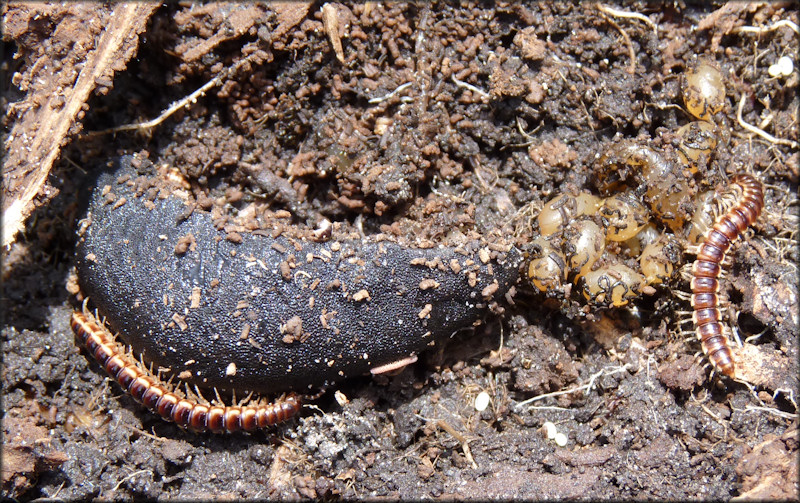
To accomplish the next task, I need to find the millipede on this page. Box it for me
[690,174,764,377]
[70,310,302,433]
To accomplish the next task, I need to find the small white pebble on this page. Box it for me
[769,56,794,78]
[474,391,491,411]
[554,432,568,447]
[777,56,794,76]
[542,421,557,439]
[768,63,781,78]
[334,390,349,407]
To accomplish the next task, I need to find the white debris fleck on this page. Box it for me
[768,56,794,78]
[543,421,557,440]
[334,390,349,406]
[474,391,491,412]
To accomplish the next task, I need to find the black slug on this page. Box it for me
[75,156,522,397]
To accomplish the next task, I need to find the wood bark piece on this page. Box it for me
[2,2,159,247]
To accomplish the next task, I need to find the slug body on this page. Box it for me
[76,157,521,397]
[690,174,763,377]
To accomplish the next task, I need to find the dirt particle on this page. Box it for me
[320,309,336,330]
[479,247,491,264]
[418,279,440,290]
[226,231,243,243]
[352,289,371,301]
[280,315,304,343]
[189,286,201,308]
[481,281,499,298]
[514,26,546,61]
[174,233,196,255]
[657,355,705,390]
[171,313,188,331]
[279,261,291,280]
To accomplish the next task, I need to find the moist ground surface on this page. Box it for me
[3,2,798,500]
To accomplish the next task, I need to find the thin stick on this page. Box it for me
[737,95,799,149]
[451,74,490,99]
[515,364,631,409]
[740,405,798,420]
[734,20,799,36]
[368,82,413,104]
[111,469,153,492]
[436,420,478,469]
[596,3,658,35]
[85,53,259,136]
[597,10,637,75]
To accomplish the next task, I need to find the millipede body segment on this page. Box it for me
[690,174,764,377]
[73,156,521,429]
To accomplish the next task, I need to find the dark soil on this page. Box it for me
[3,2,798,500]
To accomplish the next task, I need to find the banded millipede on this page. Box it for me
[71,310,302,433]
[690,174,764,377]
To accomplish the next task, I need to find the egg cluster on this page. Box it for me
[526,59,729,307]
[528,189,681,306]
